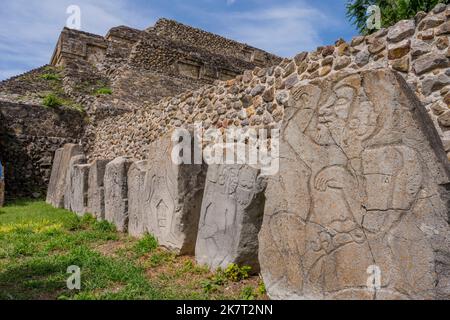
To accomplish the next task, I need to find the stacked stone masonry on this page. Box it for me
[88,6,450,162]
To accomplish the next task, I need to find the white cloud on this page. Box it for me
[215,2,340,57]
[226,0,236,5]
[0,0,156,80]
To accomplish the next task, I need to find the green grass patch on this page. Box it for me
[42,93,63,108]
[94,87,112,95]
[0,200,266,300]
[40,73,60,81]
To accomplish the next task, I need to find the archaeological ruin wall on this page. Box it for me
[87,5,450,162]
[45,4,450,300]
[0,102,84,199]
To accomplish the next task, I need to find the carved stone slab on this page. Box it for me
[104,157,133,232]
[195,164,266,271]
[128,160,148,238]
[144,134,206,255]
[47,144,83,208]
[87,159,111,220]
[71,164,90,216]
[64,154,86,212]
[259,69,450,300]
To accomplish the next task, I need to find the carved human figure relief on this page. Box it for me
[259,70,450,300]
[144,133,206,255]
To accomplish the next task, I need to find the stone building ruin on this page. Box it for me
[1,4,450,300]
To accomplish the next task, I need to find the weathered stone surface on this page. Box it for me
[128,160,148,238]
[104,157,133,232]
[414,53,449,75]
[388,20,415,43]
[46,144,83,208]
[64,154,87,211]
[71,164,90,216]
[419,16,445,31]
[46,148,63,206]
[195,165,266,271]
[334,56,351,70]
[436,21,450,36]
[422,73,450,96]
[355,50,370,67]
[143,133,206,255]
[87,159,111,219]
[391,56,410,72]
[259,69,450,300]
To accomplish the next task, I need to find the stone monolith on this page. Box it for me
[47,144,83,208]
[71,163,90,216]
[87,159,111,220]
[128,160,148,238]
[104,157,133,232]
[64,154,86,211]
[259,69,450,300]
[195,164,266,272]
[144,133,206,255]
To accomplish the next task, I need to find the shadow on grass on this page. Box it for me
[0,256,72,300]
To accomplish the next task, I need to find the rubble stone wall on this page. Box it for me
[88,5,450,162]
[0,102,84,198]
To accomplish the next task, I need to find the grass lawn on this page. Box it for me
[0,200,267,300]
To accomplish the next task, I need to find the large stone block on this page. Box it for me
[64,154,87,211]
[87,159,111,220]
[46,144,83,208]
[195,164,266,272]
[104,157,133,232]
[259,69,450,300]
[71,164,90,216]
[128,160,148,238]
[144,134,206,255]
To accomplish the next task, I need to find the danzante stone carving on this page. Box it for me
[259,69,450,300]
[144,134,206,255]
[195,164,266,272]
[104,157,133,233]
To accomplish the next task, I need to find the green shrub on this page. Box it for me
[257,281,266,295]
[42,94,63,108]
[223,264,252,282]
[40,73,60,81]
[94,87,112,95]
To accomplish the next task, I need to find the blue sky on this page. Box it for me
[0,0,358,81]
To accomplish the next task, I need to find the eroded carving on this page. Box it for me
[144,134,206,255]
[195,164,266,271]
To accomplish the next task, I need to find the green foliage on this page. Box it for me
[94,87,113,95]
[42,93,63,108]
[240,286,256,300]
[40,73,60,81]
[223,263,252,282]
[132,234,158,257]
[257,280,267,295]
[346,0,449,34]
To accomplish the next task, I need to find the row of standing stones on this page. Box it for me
[47,68,450,300]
